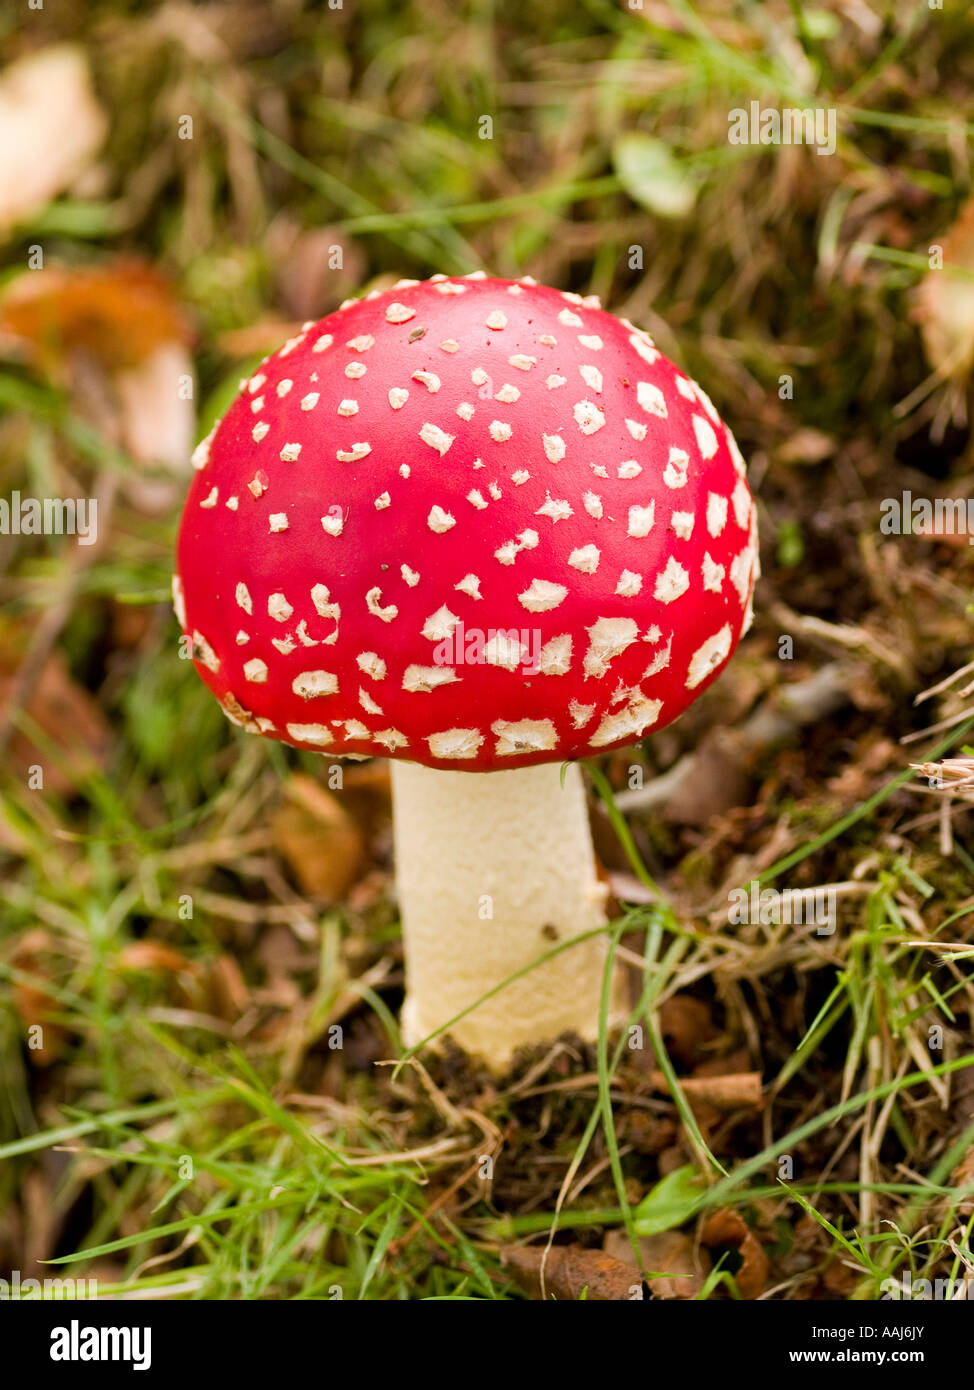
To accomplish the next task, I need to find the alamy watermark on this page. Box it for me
[0,492,97,546]
[728,880,837,935]
[728,102,837,157]
[50,1319,151,1371]
[0,1268,98,1299]
[432,621,543,674]
[880,491,974,543]
[881,1273,974,1301]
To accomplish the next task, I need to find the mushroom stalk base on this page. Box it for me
[391,760,619,1070]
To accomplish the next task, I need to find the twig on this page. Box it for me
[612,663,853,814]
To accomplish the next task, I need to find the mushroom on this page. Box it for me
[174,274,759,1069]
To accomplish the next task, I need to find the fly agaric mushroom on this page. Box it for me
[174,273,758,1068]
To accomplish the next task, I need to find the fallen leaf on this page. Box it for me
[660,994,719,1065]
[700,1208,769,1299]
[604,1228,709,1299]
[776,427,836,466]
[0,260,196,512]
[613,133,697,219]
[634,1164,705,1236]
[502,1244,647,1301]
[0,644,111,797]
[117,941,198,976]
[0,261,192,374]
[271,773,365,900]
[0,46,107,235]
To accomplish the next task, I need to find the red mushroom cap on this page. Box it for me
[175,274,758,772]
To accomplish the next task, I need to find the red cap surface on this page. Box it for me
[175,274,758,772]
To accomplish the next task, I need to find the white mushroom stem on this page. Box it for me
[391,759,621,1069]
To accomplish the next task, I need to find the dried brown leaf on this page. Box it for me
[271,773,365,901]
[604,1228,709,1299]
[0,645,111,797]
[700,1208,769,1299]
[117,941,198,976]
[660,994,719,1066]
[0,261,192,373]
[502,1244,647,1301]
